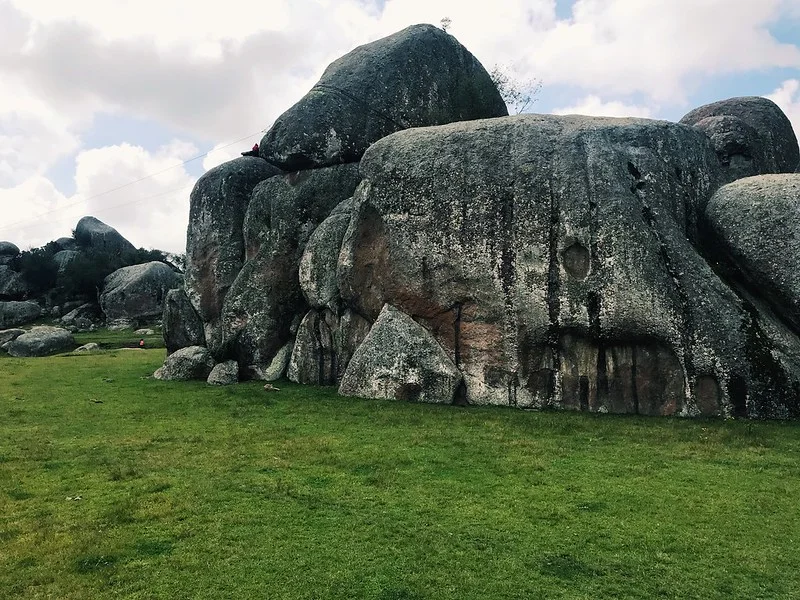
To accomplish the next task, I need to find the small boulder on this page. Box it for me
[260,23,507,170]
[339,304,463,403]
[207,360,239,385]
[74,216,137,256]
[100,261,182,322]
[0,328,25,347]
[0,301,42,328]
[7,326,75,357]
[61,303,101,326]
[75,342,100,352]
[162,288,205,355]
[153,346,215,381]
[0,241,19,265]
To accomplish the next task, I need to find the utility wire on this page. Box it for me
[0,129,264,234]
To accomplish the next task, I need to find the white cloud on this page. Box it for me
[553,95,655,118]
[767,79,800,150]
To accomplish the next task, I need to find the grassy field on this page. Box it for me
[1,343,799,599]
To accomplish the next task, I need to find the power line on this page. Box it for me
[0,129,264,234]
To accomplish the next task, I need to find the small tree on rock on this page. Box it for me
[490,64,542,114]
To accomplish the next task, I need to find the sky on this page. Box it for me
[1,0,799,254]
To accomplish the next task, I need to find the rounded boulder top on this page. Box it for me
[0,241,19,256]
[260,23,508,170]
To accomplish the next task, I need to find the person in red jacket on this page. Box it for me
[241,143,259,157]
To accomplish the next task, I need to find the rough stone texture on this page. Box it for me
[54,237,77,251]
[257,341,293,381]
[53,250,79,273]
[336,113,800,418]
[61,303,102,328]
[222,164,361,373]
[260,24,507,170]
[0,328,25,346]
[680,97,800,182]
[339,304,463,403]
[207,360,239,385]
[162,288,205,355]
[185,157,282,355]
[705,174,800,330]
[0,301,42,328]
[299,198,354,309]
[0,265,29,299]
[100,261,182,322]
[288,308,371,385]
[74,216,137,256]
[153,346,215,381]
[7,326,75,357]
[75,342,100,352]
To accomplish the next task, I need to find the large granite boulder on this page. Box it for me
[7,326,75,357]
[705,174,800,329]
[185,157,282,355]
[162,288,205,355]
[54,237,78,251]
[340,304,464,403]
[221,164,361,372]
[153,346,215,381]
[0,301,41,328]
[100,261,182,322]
[260,24,507,170]
[680,97,800,183]
[74,216,137,256]
[0,265,29,299]
[53,250,79,273]
[287,307,371,385]
[336,114,800,418]
[0,241,19,266]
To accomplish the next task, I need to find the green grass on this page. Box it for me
[1,347,799,599]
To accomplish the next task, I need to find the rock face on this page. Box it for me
[7,326,75,357]
[207,360,239,385]
[680,97,800,182]
[221,164,362,373]
[0,301,42,328]
[162,288,205,355]
[705,174,800,329]
[61,303,102,330]
[0,328,25,347]
[260,24,507,170]
[185,157,282,354]
[340,304,463,403]
[54,237,77,251]
[100,261,182,322]
[0,265,29,299]
[74,216,137,256]
[335,114,800,418]
[0,241,19,266]
[53,250,79,273]
[153,346,215,381]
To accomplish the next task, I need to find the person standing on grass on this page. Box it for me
[139,338,145,349]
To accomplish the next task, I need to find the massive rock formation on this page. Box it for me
[100,261,182,322]
[160,24,800,419]
[260,24,507,170]
[185,157,282,355]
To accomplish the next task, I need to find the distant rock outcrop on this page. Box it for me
[7,326,74,357]
[260,24,507,170]
[74,216,137,256]
[100,261,182,322]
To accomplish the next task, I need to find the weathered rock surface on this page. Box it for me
[680,97,800,182]
[260,24,507,170]
[162,288,205,355]
[185,157,282,355]
[705,174,800,330]
[0,328,25,347]
[207,360,239,385]
[0,301,42,328]
[339,304,463,403]
[74,216,137,256]
[0,241,19,265]
[0,265,29,299]
[61,303,102,329]
[222,164,361,372]
[100,261,182,322]
[54,237,77,251]
[7,326,75,357]
[53,250,79,273]
[257,341,293,381]
[288,308,371,385]
[336,114,800,417]
[153,346,215,381]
